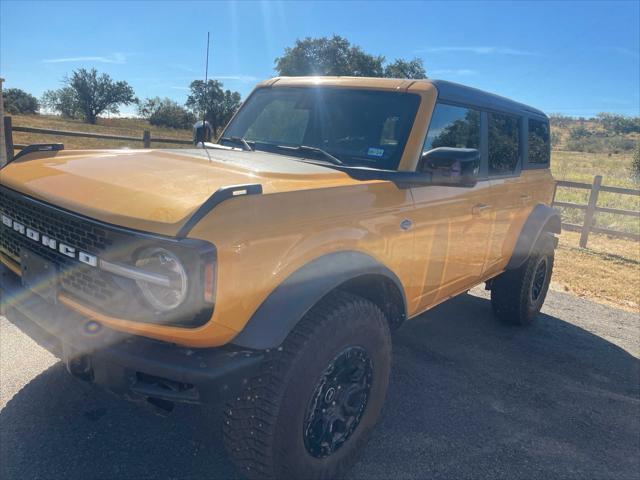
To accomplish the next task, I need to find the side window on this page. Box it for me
[528,118,550,164]
[488,112,520,175]
[422,103,480,154]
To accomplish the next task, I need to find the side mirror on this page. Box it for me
[419,147,480,187]
[193,120,212,146]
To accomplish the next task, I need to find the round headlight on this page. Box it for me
[135,247,188,312]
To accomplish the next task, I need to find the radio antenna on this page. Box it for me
[199,32,212,160]
[203,31,210,138]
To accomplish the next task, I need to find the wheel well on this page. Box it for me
[337,274,406,330]
[543,214,562,234]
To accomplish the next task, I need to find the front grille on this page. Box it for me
[0,187,118,306]
[1,186,215,327]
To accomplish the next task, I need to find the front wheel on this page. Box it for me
[223,291,392,479]
[490,233,555,325]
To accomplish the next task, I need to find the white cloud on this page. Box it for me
[419,46,536,56]
[431,69,478,76]
[43,52,127,64]
[212,74,259,83]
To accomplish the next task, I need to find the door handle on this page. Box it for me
[472,203,492,216]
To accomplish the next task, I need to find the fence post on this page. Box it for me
[3,116,14,165]
[0,78,6,167]
[143,130,151,148]
[579,175,602,248]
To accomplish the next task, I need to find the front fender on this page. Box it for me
[506,204,561,270]
[230,251,405,349]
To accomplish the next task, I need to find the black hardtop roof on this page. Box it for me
[430,79,547,119]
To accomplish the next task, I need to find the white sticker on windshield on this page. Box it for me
[367,147,384,158]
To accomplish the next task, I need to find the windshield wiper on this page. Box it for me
[220,136,254,151]
[274,145,344,165]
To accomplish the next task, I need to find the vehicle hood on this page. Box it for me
[0,148,358,236]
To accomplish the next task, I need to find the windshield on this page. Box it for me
[222,87,421,170]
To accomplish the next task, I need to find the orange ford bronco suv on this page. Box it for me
[0,77,559,479]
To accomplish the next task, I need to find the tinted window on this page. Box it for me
[245,98,310,145]
[489,112,520,175]
[224,87,421,170]
[423,103,480,153]
[528,118,550,164]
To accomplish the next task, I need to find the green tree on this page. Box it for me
[275,36,427,79]
[44,68,136,124]
[383,58,427,79]
[138,97,195,129]
[185,80,242,133]
[275,35,385,77]
[41,87,81,118]
[3,88,39,114]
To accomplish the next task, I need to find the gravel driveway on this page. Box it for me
[1,288,638,479]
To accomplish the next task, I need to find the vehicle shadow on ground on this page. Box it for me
[1,292,638,480]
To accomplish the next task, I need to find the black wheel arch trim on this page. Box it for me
[176,184,262,239]
[506,204,561,270]
[230,251,407,350]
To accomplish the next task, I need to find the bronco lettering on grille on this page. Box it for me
[1,213,98,267]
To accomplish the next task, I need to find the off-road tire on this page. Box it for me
[223,291,392,480]
[490,233,555,325]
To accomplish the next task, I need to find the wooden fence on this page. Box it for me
[3,116,192,154]
[552,175,640,247]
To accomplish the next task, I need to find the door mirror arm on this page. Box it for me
[417,147,481,187]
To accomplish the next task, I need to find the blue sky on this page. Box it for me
[1,0,639,118]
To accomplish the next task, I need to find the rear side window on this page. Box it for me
[528,118,550,164]
[422,103,480,153]
[488,112,520,175]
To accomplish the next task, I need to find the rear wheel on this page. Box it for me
[490,233,555,325]
[223,291,392,479]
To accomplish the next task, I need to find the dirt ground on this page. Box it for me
[552,231,640,312]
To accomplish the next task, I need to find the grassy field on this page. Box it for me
[6,114,640,311]
[10,114,192,150]
[551,150,639,236]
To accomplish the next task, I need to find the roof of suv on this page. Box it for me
[258,76,547,119]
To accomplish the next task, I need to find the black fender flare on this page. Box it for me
[230,251,406,350]
[506,204,561,270]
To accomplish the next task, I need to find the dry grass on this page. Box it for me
[553,231,640,312]
[552,150,639,235]
[549,150,638,311]
[10,114,192,150]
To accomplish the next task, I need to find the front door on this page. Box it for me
[409,103,493,312]
[410,181,493,311]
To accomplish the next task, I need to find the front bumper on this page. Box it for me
[0,264,263,407]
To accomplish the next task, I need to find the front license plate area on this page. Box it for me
[20,248,58,302]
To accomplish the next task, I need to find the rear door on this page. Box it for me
[485,111,530,277]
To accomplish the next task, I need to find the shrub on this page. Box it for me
[138,97,195,129]
[569,125,591,139]
[632,142,640,181]
[3,88,39,114]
